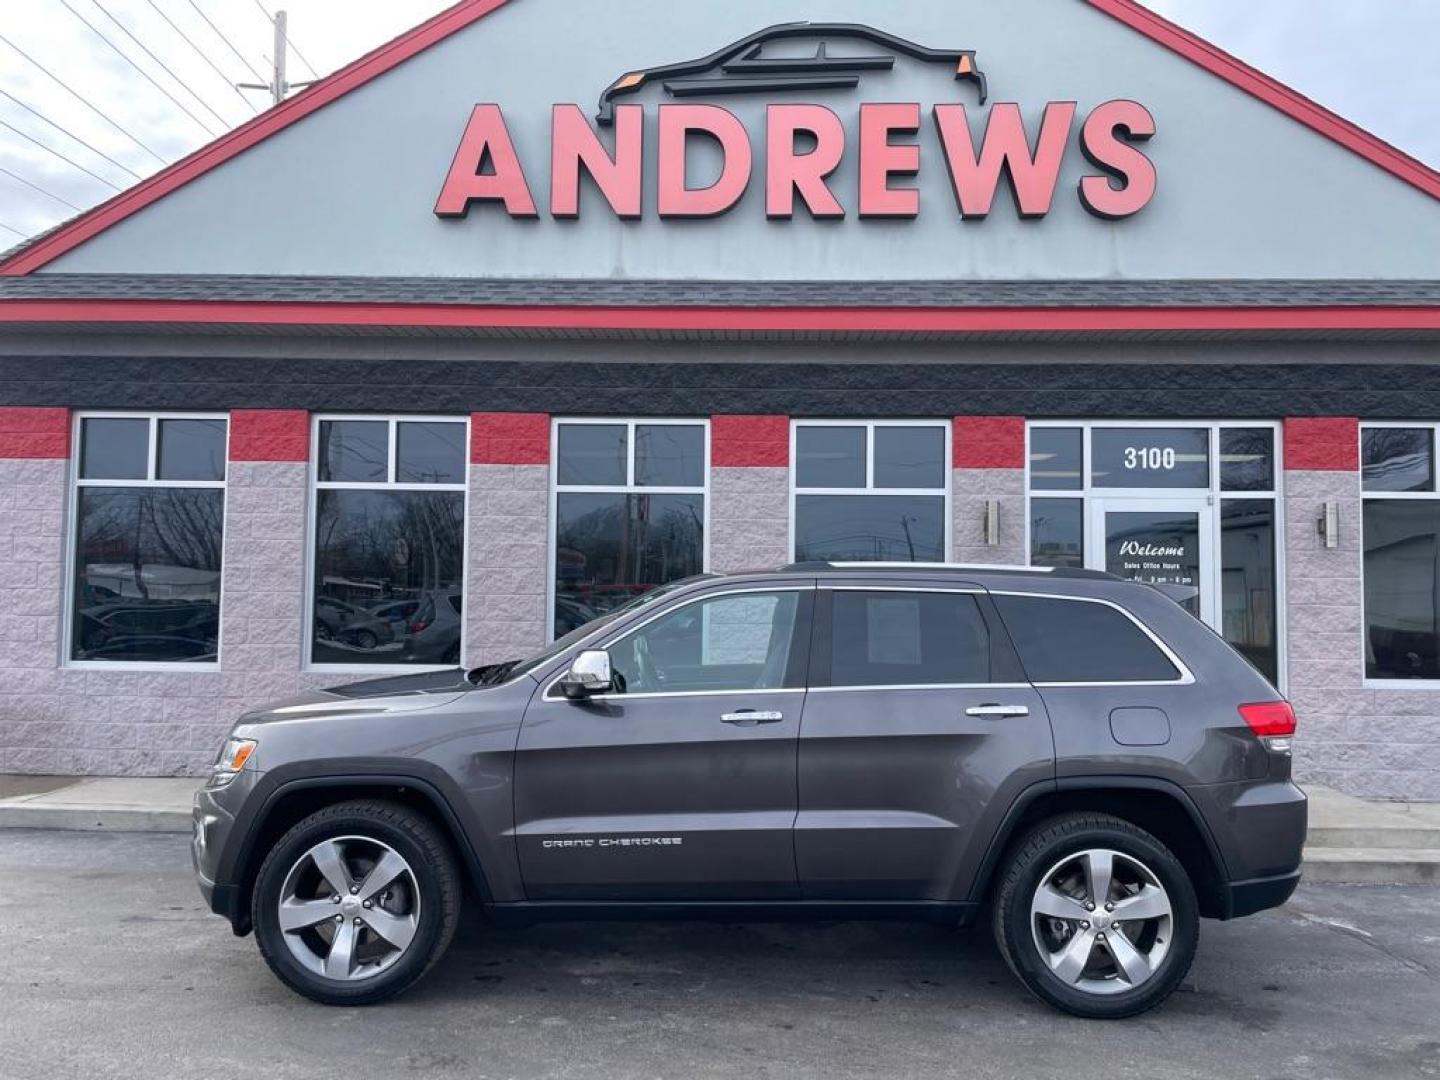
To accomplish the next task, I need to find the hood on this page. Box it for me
[236,667,474,727]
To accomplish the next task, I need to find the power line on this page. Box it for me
[254,0,319,79]
[0,164,87,212]
[83,0,231,130]
[0,87,143,181]
[0,31,168,164]
[58,0,221,137]
[0,220,28,239]
[0,117,121,191]
[142,0,259,114]
[185,0,267,85]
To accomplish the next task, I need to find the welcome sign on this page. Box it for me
[434,22,1157,223]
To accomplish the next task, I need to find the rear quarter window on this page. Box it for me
[992,594,1181,683]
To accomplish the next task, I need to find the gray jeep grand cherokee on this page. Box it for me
[193,563,1305,1019]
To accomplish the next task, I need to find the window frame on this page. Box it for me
[305,413,471,674]
[1360,420,1440,688]
[1024,419,1285,691]
[788,419,953,563]
[64,410,230,671]
[547,416,712,644]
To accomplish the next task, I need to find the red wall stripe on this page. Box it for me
[953,415,1026,469]
[0,407,68,459]
[712,414,789,467]
[229,409,309,462]
[471,411,549,465]
[3,300,1440,333]
[1284,416,1359,471]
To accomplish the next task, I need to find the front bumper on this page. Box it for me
[191,769,261,928]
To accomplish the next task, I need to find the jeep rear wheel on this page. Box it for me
[251,800,460,1005]
[992,812,1198,1019]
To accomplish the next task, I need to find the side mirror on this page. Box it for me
[559,649,613,699]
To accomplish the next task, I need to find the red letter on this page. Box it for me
[1078,100,1157,220]
[550,103,643,219]
[657,104,752,218]
[766,104,845,219]
[934,101,1075,219]
[434,104,537,218]
[858,103,920,218]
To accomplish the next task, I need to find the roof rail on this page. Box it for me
[779,561,1056,573]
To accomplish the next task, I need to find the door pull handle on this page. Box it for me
[965,704,1030,719]
[721,710,784,726]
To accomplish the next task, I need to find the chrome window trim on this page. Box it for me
[988,589,1196,687]
[541,584,816,701]
[809,682,1032,694]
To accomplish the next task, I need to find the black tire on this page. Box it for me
[991,812,1198,1019]
[251,799,461,1006]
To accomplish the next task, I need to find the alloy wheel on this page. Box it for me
[1029,847,1173,996]
[276,834,421,982]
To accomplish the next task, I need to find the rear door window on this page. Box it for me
[829,590,991,686]
[992,594,1181,683]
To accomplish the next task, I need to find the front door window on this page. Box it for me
[1097,504,1209,620]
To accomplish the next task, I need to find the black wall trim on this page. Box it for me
[5,355,1440,417]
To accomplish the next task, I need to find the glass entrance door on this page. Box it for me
[1089,498,1216,624]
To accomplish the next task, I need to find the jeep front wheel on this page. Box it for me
[251,799,460,1005]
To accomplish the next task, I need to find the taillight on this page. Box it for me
[1239,701,1296,753]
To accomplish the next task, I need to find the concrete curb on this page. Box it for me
[0,804,192,833]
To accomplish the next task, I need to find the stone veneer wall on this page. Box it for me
[466,413,550,665]
[952,416,1028,566]
[1283,418,1440,800]
[0,408,328,776]
[709,415,791,573]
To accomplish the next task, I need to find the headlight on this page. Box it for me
[209,737,257,787]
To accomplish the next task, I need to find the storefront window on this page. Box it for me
[792,421,948,563]
[1363,424,1440,681]
[310,417,467,667]
[1030,497,1084,568]
[70,414,227,664]
[1090,427,1209,489]
[1221,500,1278,682]
[1028,427,1083,491]
[552,420,707,639]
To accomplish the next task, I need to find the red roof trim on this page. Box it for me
[3,0,1436,278]
[0,0,517,277]
[1085,0,1440,202]
[2,299,1440,333]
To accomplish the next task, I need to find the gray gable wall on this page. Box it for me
[40,0,1440,281]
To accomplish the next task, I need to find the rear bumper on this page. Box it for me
[1222,868,1302,919]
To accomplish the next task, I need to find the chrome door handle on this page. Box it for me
[965,704,1031,719]
[721,710,784,726]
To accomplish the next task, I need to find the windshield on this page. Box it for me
[496,575,716,683]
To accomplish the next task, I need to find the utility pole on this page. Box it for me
[238,10,315,106]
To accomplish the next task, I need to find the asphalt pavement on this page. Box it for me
[1,829,1437,1080]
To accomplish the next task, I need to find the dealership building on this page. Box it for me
[2,0,1439,797]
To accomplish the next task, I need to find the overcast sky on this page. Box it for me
[1,0,1437,244]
